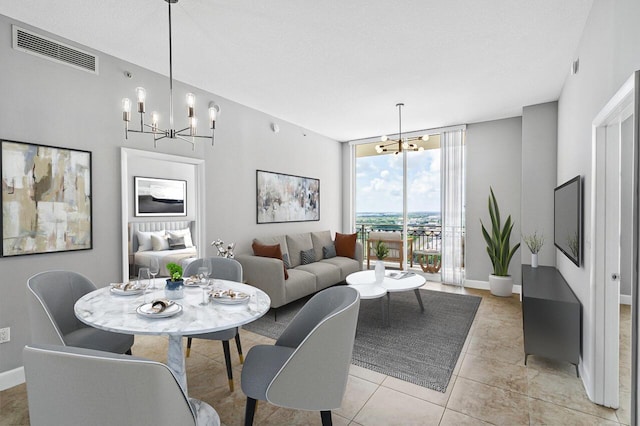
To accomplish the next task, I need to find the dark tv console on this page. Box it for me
[521,265,581,377]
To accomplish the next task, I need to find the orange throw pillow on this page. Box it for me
[334,232,357,259]
[252,242,289,280]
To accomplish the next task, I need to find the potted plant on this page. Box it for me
[374,240,389,283]
[523,231,544,268]
[481,187,520,297]
[165,262,185,300]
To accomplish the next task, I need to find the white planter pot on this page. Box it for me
[375,260,385,283]
[489,274,514,297]
[531,253,538,268]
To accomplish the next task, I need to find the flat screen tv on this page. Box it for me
[554,176,582,266]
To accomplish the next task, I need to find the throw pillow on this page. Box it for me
[323,244,337,259]
[282,253,291,270]
[168,236,186,250]
[334,232,357,259]
[300,248,316,265]
[151,233,169,251]
[252,242,288,280]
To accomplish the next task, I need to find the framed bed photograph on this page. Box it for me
[134,176,187,217]
[256,169,320,224]
[1,139,93,257]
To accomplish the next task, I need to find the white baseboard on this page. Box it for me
[464,279,522,295]
[620,294,632,305]
[0,366,25,391]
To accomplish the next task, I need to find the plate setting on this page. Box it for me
[110,283,143,296]
[210,289,250,305]
[136,301,182,318]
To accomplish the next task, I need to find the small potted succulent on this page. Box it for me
[374,240,389,283]
[165,262,185,300]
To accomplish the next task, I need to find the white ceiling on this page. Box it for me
[0,0,593,141]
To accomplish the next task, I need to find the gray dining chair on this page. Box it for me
[26,270,133,354]
[241,286,360,426]
[23,344,220,426]
[184,257,244,392]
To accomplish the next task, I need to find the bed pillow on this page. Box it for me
[151,234,170,251]
[252,242,288,280]
[168,228,194,248]
[136,230,166,252]
[168,236,186,250]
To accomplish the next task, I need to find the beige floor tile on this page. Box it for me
[527,366,618,421]
[439,409,492,425]
[381,374,457,407]
[349,364,387,384]
[529,398,620,425]
[334,375,379,420]
[458,353,527,394]
[353,386,444,426]
[447,377,529,425]
[466,335,525,366]
[453,352,464,375]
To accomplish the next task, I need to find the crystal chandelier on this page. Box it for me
[121,0,219,150]
[375,103,429,155]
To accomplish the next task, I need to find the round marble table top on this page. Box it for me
[74,279,271,337]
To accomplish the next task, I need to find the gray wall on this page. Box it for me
[0,14,341,375]
[556,0,640,396]
[465,117,523,284]
[521,102,557,268]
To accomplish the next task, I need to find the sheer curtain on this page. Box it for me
[441,129,466,285]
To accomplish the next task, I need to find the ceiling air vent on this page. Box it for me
[12,25,98,74]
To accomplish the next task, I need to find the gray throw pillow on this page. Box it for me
[168,236,186,250]
[300,248,316,265]
[323,244,337,259]
[282,253,291,269]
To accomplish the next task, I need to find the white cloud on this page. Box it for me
[380,170,389,178]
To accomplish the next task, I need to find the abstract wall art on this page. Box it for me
[1,140,92,257]
[256,170,320,224]
[134,176,187,217]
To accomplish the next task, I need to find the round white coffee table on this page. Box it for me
[346,270,426,325]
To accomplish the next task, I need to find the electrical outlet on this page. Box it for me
[0,327,10,343]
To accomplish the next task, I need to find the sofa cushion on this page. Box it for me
[311,231,333,262]
[283,269,317,306]
[335,232,357,259]
[254,235,289,259]
[295,262,341,291]
[252,242,288,280]
[321,257,361,281]
[285,233,313,268]
[323,245,336,259]
[300,248,316,265]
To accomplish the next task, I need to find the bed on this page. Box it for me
[129,221,198,278]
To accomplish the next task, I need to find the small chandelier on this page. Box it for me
[375,103,429,155]
[121,0,219,150]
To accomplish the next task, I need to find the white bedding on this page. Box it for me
[134,247,197,277]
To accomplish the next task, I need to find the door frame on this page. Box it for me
[590,72,638,419]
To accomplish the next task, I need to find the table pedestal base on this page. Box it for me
[168,335,187,392]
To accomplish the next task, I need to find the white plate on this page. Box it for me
[136,302,182,318]
[110,287,143,296]
[184,278,205,287]
[210,292,250,305]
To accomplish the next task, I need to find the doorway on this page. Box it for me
[591,71,638,421]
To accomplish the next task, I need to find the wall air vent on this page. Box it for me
[12,25,98,74]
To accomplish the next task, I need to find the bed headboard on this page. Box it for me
[128,221,195,254]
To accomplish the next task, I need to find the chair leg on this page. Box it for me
[222,340,234,392]
[125,348,132,355]
[321,410,333,426]
[235,332,244,364]
[186,337,193,357]
[245,397,257,426]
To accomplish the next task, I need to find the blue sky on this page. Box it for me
[356,149,441,213]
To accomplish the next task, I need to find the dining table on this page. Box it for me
[74,278,271,393]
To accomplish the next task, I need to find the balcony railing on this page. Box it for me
[356,223,442,264]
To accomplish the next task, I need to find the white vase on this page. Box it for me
[489,274,514,297]
[531,253,538,268]
[375,260,385,283]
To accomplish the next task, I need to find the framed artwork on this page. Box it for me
[1,139,92,257]
[134,176,187,217]
[256,169,320,224]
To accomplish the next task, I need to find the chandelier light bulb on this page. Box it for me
[209,105,218,122]
[186,93,196,118]
[135,87,146,113]
[122,98,131,122]
[421,134,430,141]
[375,145,383,154]
[418,146,425,152]
[190,116,198,135]
[381,135,388,142]
[151,111,159,130]
[402,141,409,149]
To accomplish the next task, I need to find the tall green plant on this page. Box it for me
[480,187,520,276]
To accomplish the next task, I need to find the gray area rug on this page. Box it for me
[243,288,481,392]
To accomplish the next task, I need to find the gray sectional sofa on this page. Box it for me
[236,230,363,308]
